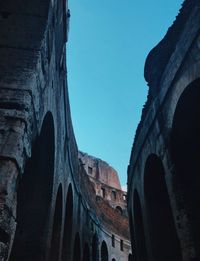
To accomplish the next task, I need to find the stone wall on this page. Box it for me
[0,0,131,260]
[79,151,121,190]
[79,151,128,213]
[128,1,200,261]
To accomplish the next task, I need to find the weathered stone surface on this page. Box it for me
[79,151,122,190]
[79,151,128,214]
[128,1,200,261]
[0,0,132,261]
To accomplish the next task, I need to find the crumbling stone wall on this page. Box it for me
[128,1,200,261]
[79,151,122,190]
[0,1,131,261]
[79,151,128,212]
[0,0,70,259]
[77,159,131,261]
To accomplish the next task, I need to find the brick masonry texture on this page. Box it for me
[128,1,200,260]
[0,0,132,260]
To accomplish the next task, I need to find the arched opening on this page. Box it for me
[73,233,81,261]
[82,243,90,261]
[116,206,123,215]
[49,185,63,261]
[62,184,73,261]
[92,233,99,261]
[111,191,117,200]
[171,78,200,257]
[112,259,116,261]
[101,241,108,261]
[9,112,55,261]
[133,190,147,261]
[128,254,133,261]
[144,154,182,261]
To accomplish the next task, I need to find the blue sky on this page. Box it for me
[67,0,183,189]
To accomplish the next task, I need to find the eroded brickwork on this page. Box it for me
[79,151,122,189]
[0,0,131,260]
[128,1,200,261]
[79,151,128,213]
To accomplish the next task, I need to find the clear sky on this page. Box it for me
[67,0,183,189]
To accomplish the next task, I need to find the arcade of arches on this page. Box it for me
[128,1,200,260]
[0,0,199,261]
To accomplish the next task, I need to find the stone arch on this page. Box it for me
[171,78,200,257]
[62,183,73,261]
[128,253,133,261]
[101,241,108,261]
[73,233,81,261]
[116,206,123,215]
[133,190,147,261]
[92,233,99,261]
[144,154,182,261]
[9,112,55,261]
[82,243,90,261]
[49,184,63,261]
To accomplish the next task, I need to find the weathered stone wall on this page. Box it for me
[77,160,131,260]
[79,151,127,212]
[0,1,131,261]
[79,151,122,190]
[128,1,200,261]
[0,0,76,259]
[94,181,127,212]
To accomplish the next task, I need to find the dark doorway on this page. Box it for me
[73,233,81,261]
[171,78,200,257]
[128,254,133,261]
[133,190,147,261]
[101,241,108,261]
[9,112,55,261]
[50,185,63,261]
[62,184,73,261]
[144,154,182,261]
[82,243,90,261]
[92,233,99,261]
[116,206,123,215]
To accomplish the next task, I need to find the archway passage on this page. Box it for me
[82,243,90,261]
[171,78,200,257]
[9,112,55,261]
[133,190,147,261]
[73,233,81,261]
[92,234,98,261]
[116,206,123,215]
[144,154,182,261]
[128,254,133,261]
[62,184,73,261]
[50,185,63,261]
[101,241,108,261]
